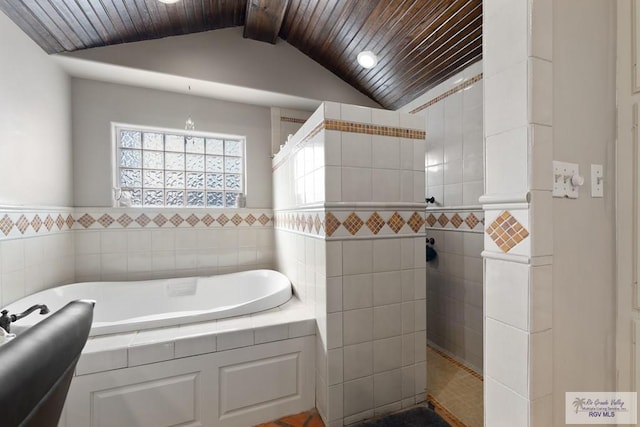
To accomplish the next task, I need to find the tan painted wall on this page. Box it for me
[553,1,617,425]
[616,0,640,406]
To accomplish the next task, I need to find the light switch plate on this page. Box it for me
[591,164,603,197]
[553,160,581,198]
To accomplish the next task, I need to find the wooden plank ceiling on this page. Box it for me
[0,0,482,110]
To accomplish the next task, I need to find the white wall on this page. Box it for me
[72,78,273,208]
[553,1,617,425]
[0,11,72,206]
[64,27,380,109]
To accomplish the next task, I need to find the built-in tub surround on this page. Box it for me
[6,269,291,336]
[273,102,427,426]
[0,207,75,306]
[399,62,485,375]
[0,207,276,307]
[61,298,316,427]
[72,208,275,282]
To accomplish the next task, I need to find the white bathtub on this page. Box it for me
[4,269,292,336]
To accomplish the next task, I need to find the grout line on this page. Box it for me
[427,394,468,427]
[427,345,483,381]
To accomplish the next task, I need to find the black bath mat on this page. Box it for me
[352,406,450,427]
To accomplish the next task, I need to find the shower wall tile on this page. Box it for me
[372,136,401,170]
[485,126,529,196]
[483,0,528,79]
[485,376,529,427]
[485,61,528,137]
[273,102,427,425]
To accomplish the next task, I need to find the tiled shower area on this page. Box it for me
[273,102,428,426]
[401,61,484,426]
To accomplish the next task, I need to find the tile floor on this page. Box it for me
[256,409,324,427]
[426,346,483,427]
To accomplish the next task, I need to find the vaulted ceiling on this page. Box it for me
[0,0,482,110]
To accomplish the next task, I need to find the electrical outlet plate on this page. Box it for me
[553,160,581,198]
[591,164,603,197]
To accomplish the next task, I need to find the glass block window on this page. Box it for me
[115,127,245,208]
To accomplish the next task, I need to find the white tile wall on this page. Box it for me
[0,233,75,306]
[274,102,427,425]
[421,68,484,208]
[426,230,483,372]
[74,226,275,282]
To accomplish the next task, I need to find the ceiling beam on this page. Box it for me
[243,0,290,44]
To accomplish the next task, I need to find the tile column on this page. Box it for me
[482,0,553,426]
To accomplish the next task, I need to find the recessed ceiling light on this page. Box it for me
[158,0,180,4]
[357,51,378,69]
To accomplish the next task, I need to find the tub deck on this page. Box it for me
[75,297,315,376]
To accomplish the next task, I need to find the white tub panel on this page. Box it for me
[92,373,198,427]
[63,336,315,427]
[220,353,299,415]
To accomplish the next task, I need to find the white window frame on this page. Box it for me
[111,122,246,208]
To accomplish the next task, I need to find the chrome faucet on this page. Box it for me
[0,304,50,333]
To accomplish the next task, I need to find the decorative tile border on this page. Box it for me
[0,210,75,240]
[273,118,426,171]
[425,209,484,233]
[409,73,483,115]
[280,116,307,124]
[485,210,529,253]
[274,209,426,239]
[0,208,274,241]
[324,119,426,139]
[72,210,273,230]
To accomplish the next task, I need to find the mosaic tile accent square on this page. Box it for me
[426,213,438,227]
[343,212,364,235]
[407,212,426,233]
[77,214,95,229]
[202,213,215,226]
[55,214,65,230]
[44,215,54,231]
[31,215,42,232]
[258,214,270,226]
[325,212,341,237]
[188,213,204,226]
[465,212,479,229]
[486,211,529,253]
[217,214,229,226]
[153,214,168,227]
[231,214,243,226]
[117,214,133,227]
[97,214,114,228]
[450,213,463,228]
[135,214,150,227]
[314,214,322,233]
[387,212,405,233]
[366,212,386,234]
[170,214,184,227]
[245,213,256,226]
[0,214,13,236]
[437,214,449,227]
[16,215,29,234]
